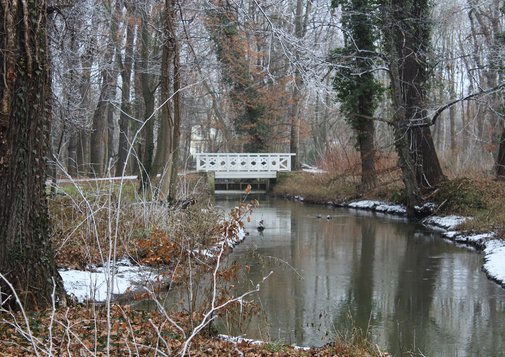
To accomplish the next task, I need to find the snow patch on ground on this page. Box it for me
[61,228,247,303]
[59,258,161,302]
[218,334,311,351]
[347,200,407,215]
[301,163,326,174]
[423,215,469,230]
[483,240,505,286]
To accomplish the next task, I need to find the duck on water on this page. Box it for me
[257,220,265,232]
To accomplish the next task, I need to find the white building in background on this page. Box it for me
[189,124,224,156]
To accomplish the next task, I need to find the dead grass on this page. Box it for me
[274,151,403,204]
[273,171,359,202]
[430,177,505,236]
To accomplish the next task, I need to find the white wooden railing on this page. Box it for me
[195,153,295,179]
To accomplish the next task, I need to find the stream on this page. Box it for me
[213,195,505,357]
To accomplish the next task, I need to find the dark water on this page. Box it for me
[215,196,505,357]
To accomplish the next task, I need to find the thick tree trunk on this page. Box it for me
[385,0,444,215]
[384,1,420,216]
[0,0,65,310]
[333,0,378,192]
[411,126,445,188]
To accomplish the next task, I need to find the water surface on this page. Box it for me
[216,196,505,357]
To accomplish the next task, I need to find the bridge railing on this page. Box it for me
[195,153,295,179]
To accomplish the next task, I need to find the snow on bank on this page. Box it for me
[423,215,505,287]
[483,240,505,285]
[347,200,407,215]
[59,258,161,302]
[60,228,247,303]
[218,334,311,351]
[301,163,326,174]
[423,215,469,231]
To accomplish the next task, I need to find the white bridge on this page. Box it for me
[196,153,295,179]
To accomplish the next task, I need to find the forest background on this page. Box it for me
[46,0,505,209]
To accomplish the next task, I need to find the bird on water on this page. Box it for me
[257,220,265,232]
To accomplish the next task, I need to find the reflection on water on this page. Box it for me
[215,195,505,357]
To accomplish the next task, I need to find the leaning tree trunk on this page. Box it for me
[0,0,65,310]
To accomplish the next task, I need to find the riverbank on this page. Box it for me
[272,171,505,289]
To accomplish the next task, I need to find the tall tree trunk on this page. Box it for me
[90,7,117,177]
[383,0,420,216]
[333,0,379,191]
[115,2,135,177]
[496,127,505,180]
[76,40,94,176]
[206,0,269,152]
[137,7,157,192]
[106,82,117,173]
[90,68,114,177]
[384,0,444,216]
[289,0,310,170]
[0,0,65,310]
[158,0,180,202]
[66,26,78,176]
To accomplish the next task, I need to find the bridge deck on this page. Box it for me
[196,153,295,179]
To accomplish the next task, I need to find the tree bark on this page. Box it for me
[496,128,505,180]
[115,2,135,177]
[158,0,181,202]
[76,38,94,176]
[90,6,117,177]
[90,67,114,177]
[333,0,379,191]
[384,0,445,215]
[0,0,65,310]
[289,0,309,170]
